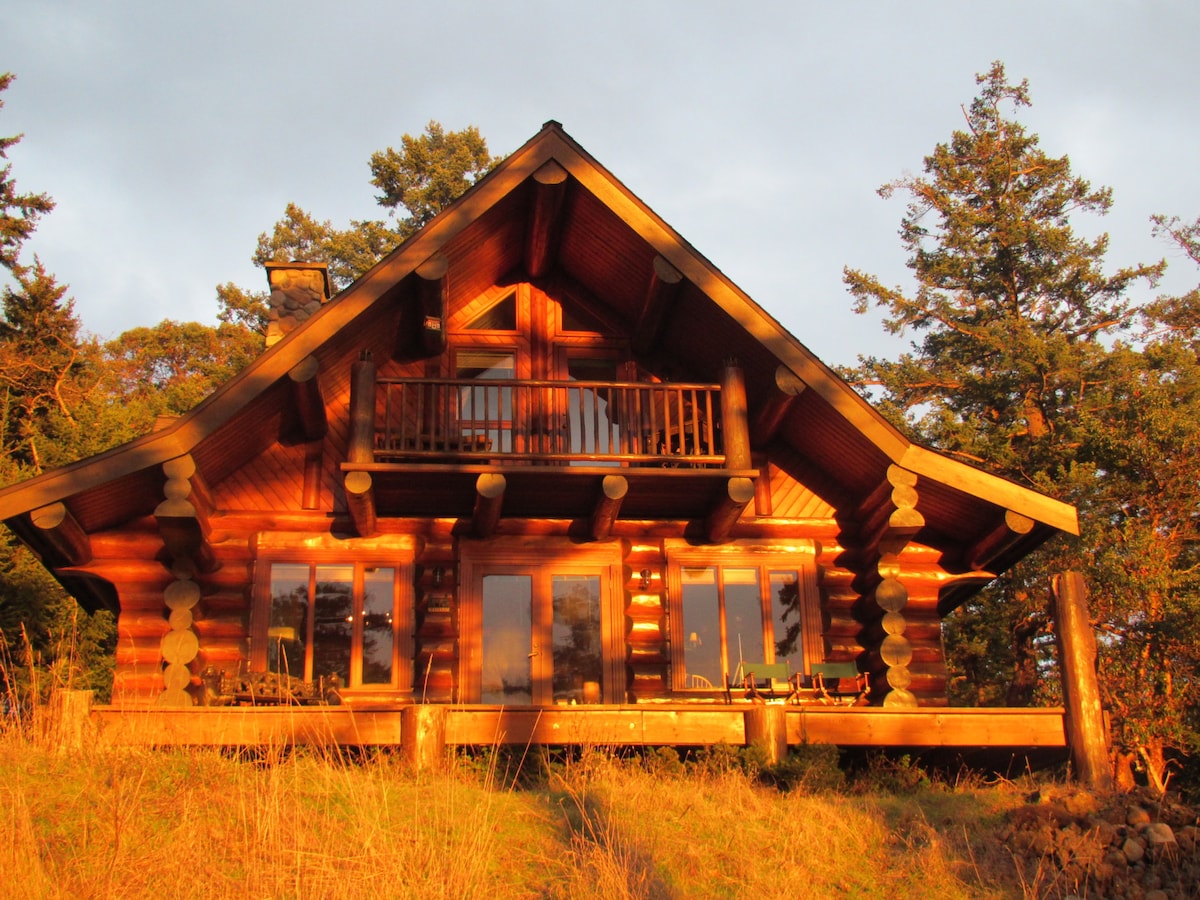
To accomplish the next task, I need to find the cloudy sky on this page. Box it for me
[2,1,1197,367]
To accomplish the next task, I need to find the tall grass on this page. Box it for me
[1,712,1035,899]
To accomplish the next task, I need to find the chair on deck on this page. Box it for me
[726,661,797,703]
[809,661,870,706]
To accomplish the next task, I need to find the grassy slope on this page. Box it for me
[1,730,1038,900]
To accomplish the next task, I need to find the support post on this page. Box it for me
[744,705,787,766]
[401,705,448,772]
[1052,571,1113,791]
[590,474,628,540]
[718,360,751,470]
[344,471,377,537]
[705,477,755,543]
[46,689,94,754]
[348,352,377,465]
[473,473,506,538]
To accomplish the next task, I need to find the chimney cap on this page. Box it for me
[264,261,332,300]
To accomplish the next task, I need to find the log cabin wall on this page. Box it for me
[624,540,668,700]
[414,539,457,702]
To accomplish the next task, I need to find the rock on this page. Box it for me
[1064,790,1099,817]
[1127,806,1152,828]
[1143,891,1167,900]
[1123,836,1146,863]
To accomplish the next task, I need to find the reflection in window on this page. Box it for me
[679,566,778,688]
[552,575,602,703]
[771,571,805,673]
[269,564,309,680]
[265,562,401,689]
[363,567,395,685]
[457,350,515,452]
[481,574,533,704]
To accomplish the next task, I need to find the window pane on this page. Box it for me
[269,564,309,680]
[481,574,532,704]
[724,568,764,668]
[681,567,721,687]
[552,575,603,703]
[312,565,353,685]
[362,567,395,685]
[458,352,515,452]
[771,570,805,673]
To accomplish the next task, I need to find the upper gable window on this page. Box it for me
[559,295,607,334]
[465,291,517,331]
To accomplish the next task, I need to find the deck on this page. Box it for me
[89,703,1068,754]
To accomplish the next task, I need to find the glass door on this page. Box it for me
[476,566,608,705]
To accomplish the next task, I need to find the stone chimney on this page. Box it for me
[263,262,332,347]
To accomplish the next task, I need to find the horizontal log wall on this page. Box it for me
[624,541,668,699]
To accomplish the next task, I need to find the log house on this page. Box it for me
[0,123,1079,757]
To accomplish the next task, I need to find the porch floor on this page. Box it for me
[90,704,1068,753]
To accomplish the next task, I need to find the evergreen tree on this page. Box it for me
[844,62,1200,787]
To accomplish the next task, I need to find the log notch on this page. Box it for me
[524,160,569,278]
[1052,572,1112,790]
[854,465,926,708]
[624,542,668,700]
[472,473,506,538]
[154,455,216,574]
[590,474,628,540]
[751,365,807,449]
[706,477,756,543]
[30,501,91,567]
[416,254,448,356]
[632,256,683,356]
[718,359,752,471]
[153,455,214,707]
[289,356,327,511]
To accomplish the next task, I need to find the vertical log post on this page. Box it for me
[744,705,787,766]
[47,689,94,754]
[718,360,751,470]
[401,705,448,772]
[1052,571,1113,791]
[348,351,377,465]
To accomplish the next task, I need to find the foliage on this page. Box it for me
[844,61,1200,788]
[225,120,498,322]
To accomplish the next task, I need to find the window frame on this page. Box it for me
[665,543,822,692]
[252,552,415,694]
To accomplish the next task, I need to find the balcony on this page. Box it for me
[340,360,759,537]
[374,378,724,467]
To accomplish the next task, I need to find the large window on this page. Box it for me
[261,560,412,691]
[668,546,821,691]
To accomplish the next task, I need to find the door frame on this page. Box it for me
[458,538,625,704]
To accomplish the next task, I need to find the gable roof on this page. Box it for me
[0,121,1077,600]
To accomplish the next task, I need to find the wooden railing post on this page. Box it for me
[719,360,751,469]
[1052,571,1113,791]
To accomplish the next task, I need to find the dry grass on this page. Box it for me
[0,722,1036,899]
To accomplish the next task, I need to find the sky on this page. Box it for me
[2,0,1198,368]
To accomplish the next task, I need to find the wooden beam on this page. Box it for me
[705,477,755,543]
[632,256,683,357]
[416,254,448,356]
[524,160,569,278]
[29,501,92,566]
[301,442,322,510]
[288,356,327,441]
[473,473,506,538]
[590,474,628,540]
[344,471,377,537]
[750,365,807,448]
[1052,572,1113,791]
[347,352,377,465]
[965,509,1036,571]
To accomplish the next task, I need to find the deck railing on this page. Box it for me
[375,378,724,466]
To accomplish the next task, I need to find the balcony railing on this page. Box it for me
[374,378,724,466]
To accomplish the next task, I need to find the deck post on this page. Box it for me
[401,705,448,772]
[45,689,94,754]
[743,705,787,765]
[348,351,377,465]
[1052,571,1113,791]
